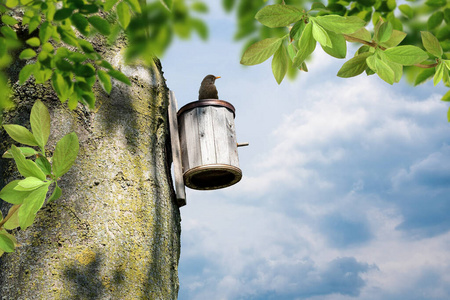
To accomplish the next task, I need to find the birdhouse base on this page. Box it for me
[184,164,242,190]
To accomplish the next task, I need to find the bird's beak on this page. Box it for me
[215,76,221,79]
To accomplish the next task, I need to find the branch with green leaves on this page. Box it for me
[0,0,209,113]
[0,100,79,256]
[240,3,450,121]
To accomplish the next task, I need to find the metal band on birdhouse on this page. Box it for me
[177,99,242,190]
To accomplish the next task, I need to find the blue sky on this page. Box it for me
[161,3,450,300]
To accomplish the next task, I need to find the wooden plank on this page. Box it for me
[181,107,201,169]
[197,106,216,165]
[212,107,231,165]
[226,109,240,167]
[168,91,186,207]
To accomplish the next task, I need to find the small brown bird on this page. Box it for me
[198,75,221,100]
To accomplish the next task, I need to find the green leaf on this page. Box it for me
[79,4,99,14]
[421,31,443,58]
[71,13,90,36]
[39,21,53,43]
[0,180,31,204]
[442,89,450,101]
[191,18,208,40]
[57,26,78,47]
[9,145,46,180]
[272,45,289,84]
[425,0,446,7]
[380,30,407,48]
[3,124,38,146]
[310,2,326,10]
[53,132,79,178]
[313,15,365,34]
[15,177,47,191]
[51,72,72,101]
[19,64,36,85]
[54,8,73,21]
[290,20,306,41]
[55,58,73,72]
[0,231,16,252]
[78,40,96,54]
[107,69,131,85]
[414,67,435,86]
[375,21,393,43]
[312,21,331,48]
[240,37,284,66]
[337,52,372,78]
[68,52,87,63]
[367,54,395,84]
[398,4,413,19]
[19,49,37,60]
[97,70,112,93]
[45,1,56,21]
[293,22,316,68]
[5,0,18,7]
[30,100,50,151]
[104,0,119,11]
[444,60,450,70]
[428,11,444,30]
[88,16,111,36]
[3,205,20,230]
[444,8,450,24]
[321,30,346,59]
[18,184,49,230]
[255,4,302,28]
[74,63,96,77]
[1,15,18,26]
[26,37,40,47]
[384,46,428,65]
[434,62,444,86]
[2,147,38,159]
[159,0,173,10]
[222,0,235,12]
[344,27,372,43]
[48,184,62,203]
[192,2,208,13]
[97,60,114,70]
[1,26,17,40]
[36,156,52,175]
[389,60,403,83]
[126,0,141,13]
[117,2,131,29]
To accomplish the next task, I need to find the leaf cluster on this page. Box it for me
[0,0,209,114]
[0,100,79,256]
[239,2,450,120]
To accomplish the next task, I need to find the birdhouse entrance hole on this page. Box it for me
[177,99,242,190]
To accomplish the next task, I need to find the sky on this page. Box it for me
[161,4,450,300]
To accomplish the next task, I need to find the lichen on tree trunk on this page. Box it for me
[0,39,181,299]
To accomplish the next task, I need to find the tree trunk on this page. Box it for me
[0,38,181,299]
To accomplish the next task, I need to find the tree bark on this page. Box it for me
[0,38,181,299]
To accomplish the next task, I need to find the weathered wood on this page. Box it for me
[212,107,231,165]
[168,91,186,207]
[198,106,216,165]
[177,100,242,190]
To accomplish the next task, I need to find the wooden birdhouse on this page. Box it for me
[168,91,246,206]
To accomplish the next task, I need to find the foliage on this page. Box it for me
[222,0,450,120]
[0,100,79,256]
[0,0,208,114]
